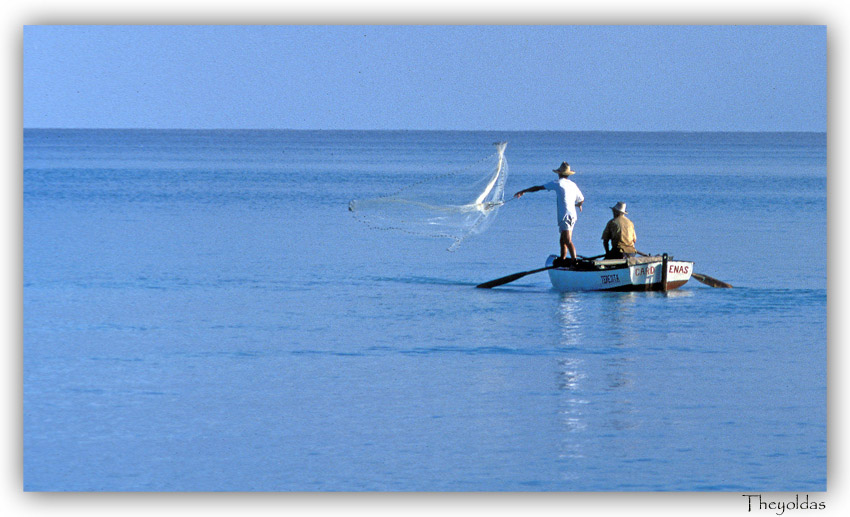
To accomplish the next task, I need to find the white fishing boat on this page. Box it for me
[545,254,693,292]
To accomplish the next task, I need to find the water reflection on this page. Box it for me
[556,293,583,347]
[554,292,641,465]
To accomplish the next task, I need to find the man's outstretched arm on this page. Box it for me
[513,185,545,198]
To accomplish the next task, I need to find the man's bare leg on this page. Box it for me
[560,230,577,260]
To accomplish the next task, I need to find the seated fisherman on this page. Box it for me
[601,202,637,259]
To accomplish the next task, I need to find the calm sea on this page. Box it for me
[23,129,826,491]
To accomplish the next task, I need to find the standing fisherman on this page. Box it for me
[514,162,584,265]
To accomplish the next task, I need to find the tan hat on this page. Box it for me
[553,162,576,176]
[611,202,628,214]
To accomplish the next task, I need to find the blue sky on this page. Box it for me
[23,25,826,131]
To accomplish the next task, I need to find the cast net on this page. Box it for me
[349,142,509,251]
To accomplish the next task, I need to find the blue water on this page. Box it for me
[23,129,826,491]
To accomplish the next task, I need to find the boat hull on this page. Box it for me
[546,255,693,292]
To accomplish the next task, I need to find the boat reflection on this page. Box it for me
[555,292,583,347]
[553,292,642,464]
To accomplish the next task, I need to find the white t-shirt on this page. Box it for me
[543,177,584,223]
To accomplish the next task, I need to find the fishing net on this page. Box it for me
[349,142,509,251]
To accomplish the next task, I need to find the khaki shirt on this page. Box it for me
[601,215,636,253]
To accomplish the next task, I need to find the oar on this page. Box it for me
[636,250,732,288]
[691,272,733,288]
[476,265,557,289]
[477,255,606,289]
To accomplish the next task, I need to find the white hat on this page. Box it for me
[611,202,628,214]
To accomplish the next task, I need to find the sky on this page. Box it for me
[23,25,827,131]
